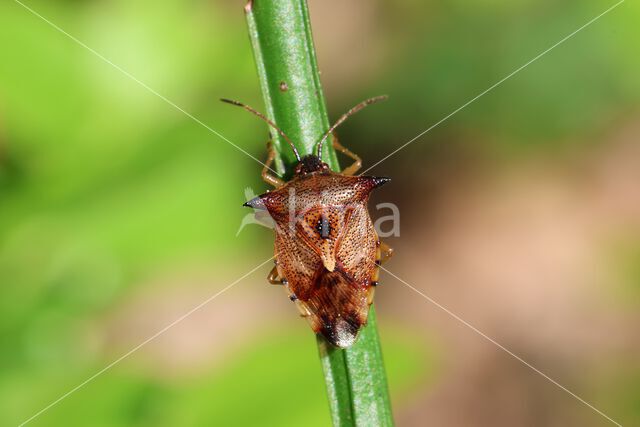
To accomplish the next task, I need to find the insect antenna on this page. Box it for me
[316,95,388,158]
[220,98,301,162]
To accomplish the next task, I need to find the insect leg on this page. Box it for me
[332,133,362,176]
[270,268,309,317]
[379,241,394,264]
[267,265,286,285]
[262,140,285,188]
[370,240,393,290]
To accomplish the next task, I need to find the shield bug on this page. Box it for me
[222,96,393,348]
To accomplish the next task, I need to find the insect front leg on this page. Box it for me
[262,140,285,188]
[332,133,362,176]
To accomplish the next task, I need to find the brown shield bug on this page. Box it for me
[222,96,393,348]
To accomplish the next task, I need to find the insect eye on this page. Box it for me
[315,217,331,239]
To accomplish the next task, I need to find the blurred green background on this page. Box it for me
[1,0,639,426]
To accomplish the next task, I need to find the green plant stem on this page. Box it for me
[245,1,393,426]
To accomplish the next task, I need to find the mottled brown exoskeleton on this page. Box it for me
[222,96,393,348]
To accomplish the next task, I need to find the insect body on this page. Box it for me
[223,97,393,348]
